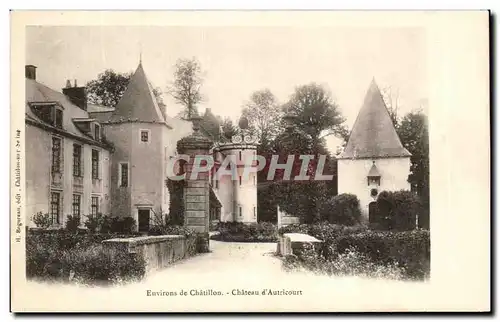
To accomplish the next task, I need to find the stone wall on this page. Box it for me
[102,235,197,273]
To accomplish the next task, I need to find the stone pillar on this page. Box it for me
[177,117,213,253]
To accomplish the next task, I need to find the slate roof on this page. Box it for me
[25,78,111,149]
[107,62,168,125]
[340,80,411,159]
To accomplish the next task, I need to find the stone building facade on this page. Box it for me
[338,80,411,222]
[24,63,258,230]
[25,65,112,227]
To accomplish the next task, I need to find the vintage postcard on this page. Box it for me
[10,11,490,312]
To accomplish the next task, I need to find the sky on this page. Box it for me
[26,26,427,151]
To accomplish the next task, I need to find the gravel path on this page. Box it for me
[20,240,430,312]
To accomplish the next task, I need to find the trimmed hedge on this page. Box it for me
[148,225,197,237]
[335,230,430,279]
[279,223,430,280]
[212,222,278,242]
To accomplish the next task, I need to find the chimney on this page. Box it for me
[63,79,87,111]
[25,65,37,80]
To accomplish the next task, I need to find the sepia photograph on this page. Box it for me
[10,11,490,312]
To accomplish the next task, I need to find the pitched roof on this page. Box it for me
[367,162,381,177]
[25,78,111,149]
[107,63,166,124]
[340,80,411,159]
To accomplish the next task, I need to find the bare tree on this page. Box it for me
[167,57,205,119]
[381,86,401,127]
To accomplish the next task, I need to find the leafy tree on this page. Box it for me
[380,85,429,228]
[86,70,131,107]
[283,83,346,143]
[397,110,429,229]
[241,89,283,147]
[220,117,238,140]
[86,69,166,116]
[268,83,344,223]
[200,108,221,140]
[268,122,338,224]
[376,190,422,231]
[167,57,205,119]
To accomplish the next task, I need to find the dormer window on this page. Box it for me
[367,161,381,186]
[368,177,381,186]
[55,109,63,128]
[30,102,64,128]
[94,124,101,141]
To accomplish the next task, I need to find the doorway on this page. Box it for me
[368,202,378,224]
[138,209,150,232]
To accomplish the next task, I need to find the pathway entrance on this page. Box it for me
[146,240,282,284]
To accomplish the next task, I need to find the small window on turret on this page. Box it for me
[140,130,150,142]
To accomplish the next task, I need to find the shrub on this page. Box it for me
[335,229,430,280]
[279,222,429,280]
[148,225,197,237]
[212,222,278,242]
[283,247,405,280]
[376,190,422,231]
[26,229,144,284]
[109,216,136,234]
[31,212,52,228]
[83,214,136,234]
[65,215,81,233]
[61,245,145,285]
[321,193,362,225]
[100,215,113,233]
[84,213,104,233]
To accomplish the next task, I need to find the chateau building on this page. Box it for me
[337,80,411,222]
[25,62,410,229]
[25,65,112,227]
[24,63,258,230]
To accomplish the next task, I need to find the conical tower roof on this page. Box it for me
[108,62,165,124]
[341,79,411,159]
